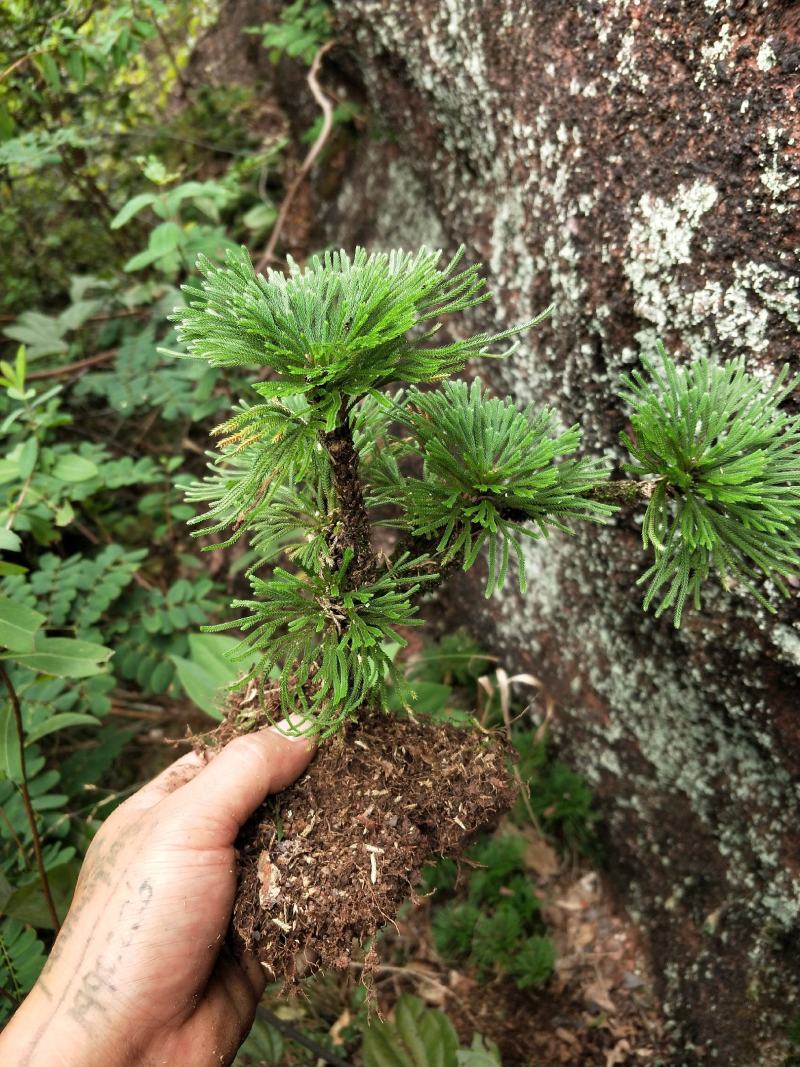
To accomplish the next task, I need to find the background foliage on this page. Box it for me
[0,0,294,1025]
[3,4,583,1056]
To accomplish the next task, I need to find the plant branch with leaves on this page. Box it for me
[171,245,800,736]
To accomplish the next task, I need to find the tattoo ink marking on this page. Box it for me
[67,956,118,1025]
[17,837,148,1066]
[67,879,153,1030]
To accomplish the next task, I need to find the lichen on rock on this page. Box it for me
[326,1,800,1062]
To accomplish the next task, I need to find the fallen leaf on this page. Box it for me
[572,921,597,949]
[329,1008,351,1044]
[584,977,616,1013]
[605,1038,631,1066]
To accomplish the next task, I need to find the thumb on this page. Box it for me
[164,717,316,840]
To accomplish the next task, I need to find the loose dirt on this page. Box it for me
[206,703,514,981]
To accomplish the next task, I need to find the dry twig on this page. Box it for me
[27,348,117,381]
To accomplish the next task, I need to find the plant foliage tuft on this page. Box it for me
[171,245,548,431]
[621,345,800,625]
[376,380,612,595]
[174,246,565,732]
[207,551,434,736]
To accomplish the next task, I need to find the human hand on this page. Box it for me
[0,723,315,1067]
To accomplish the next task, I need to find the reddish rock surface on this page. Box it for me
[319,3,800,1064]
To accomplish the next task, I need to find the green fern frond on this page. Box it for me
[621,344,800,625]
[377,380,612,594]
[171,246,549,430]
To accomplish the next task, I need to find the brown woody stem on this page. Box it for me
[588,477,660,505]
[320,406,378,585]
[0,664,61,932]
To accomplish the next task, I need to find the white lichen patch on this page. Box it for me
[624,180,718,333]
[348,156,446,253]
[759,126,800,205]
[756,40,777,72]
[605,25,651,93]
[695,21,734,91]
[773,624,800,668]
[623,181,798,358]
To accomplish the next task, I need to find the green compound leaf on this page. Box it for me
[8,636,113,678]
[0,918,47,1020]
[620,344,800,625]
[0,595,45,652]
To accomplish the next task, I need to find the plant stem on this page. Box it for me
[150,13,189,93]
[0,805,29,870]
[256,1006,352,1067]
[0,665,61,932]
[255,40,336,271]
[589,477,660,505]
[27,347,117,381]
[320,406,377,585]
[0,984,20,1010]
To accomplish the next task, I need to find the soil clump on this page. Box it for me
[207,701,514,980]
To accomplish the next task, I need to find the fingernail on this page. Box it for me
[269,713,316,740]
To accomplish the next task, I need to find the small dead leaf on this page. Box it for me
[605,1038,631,1066]
[329,1007,351,1045]
[572,921,597,949]
[555,895,586,913]
[584,977,616,1014]
[525,833,559,879]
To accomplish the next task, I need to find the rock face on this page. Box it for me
[320,2,800,1063]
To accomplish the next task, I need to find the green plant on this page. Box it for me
[170,245,606,734]
[0,1,336,1026]
[110,159,237,275]
[621,344,800,625]
[248,1,334,65]
[380,379,610,595]
[0,918,47,1010]
[511,729,598,854]
[427,834,555,991]
[0,593,113,940]
[361,993,501,1067]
